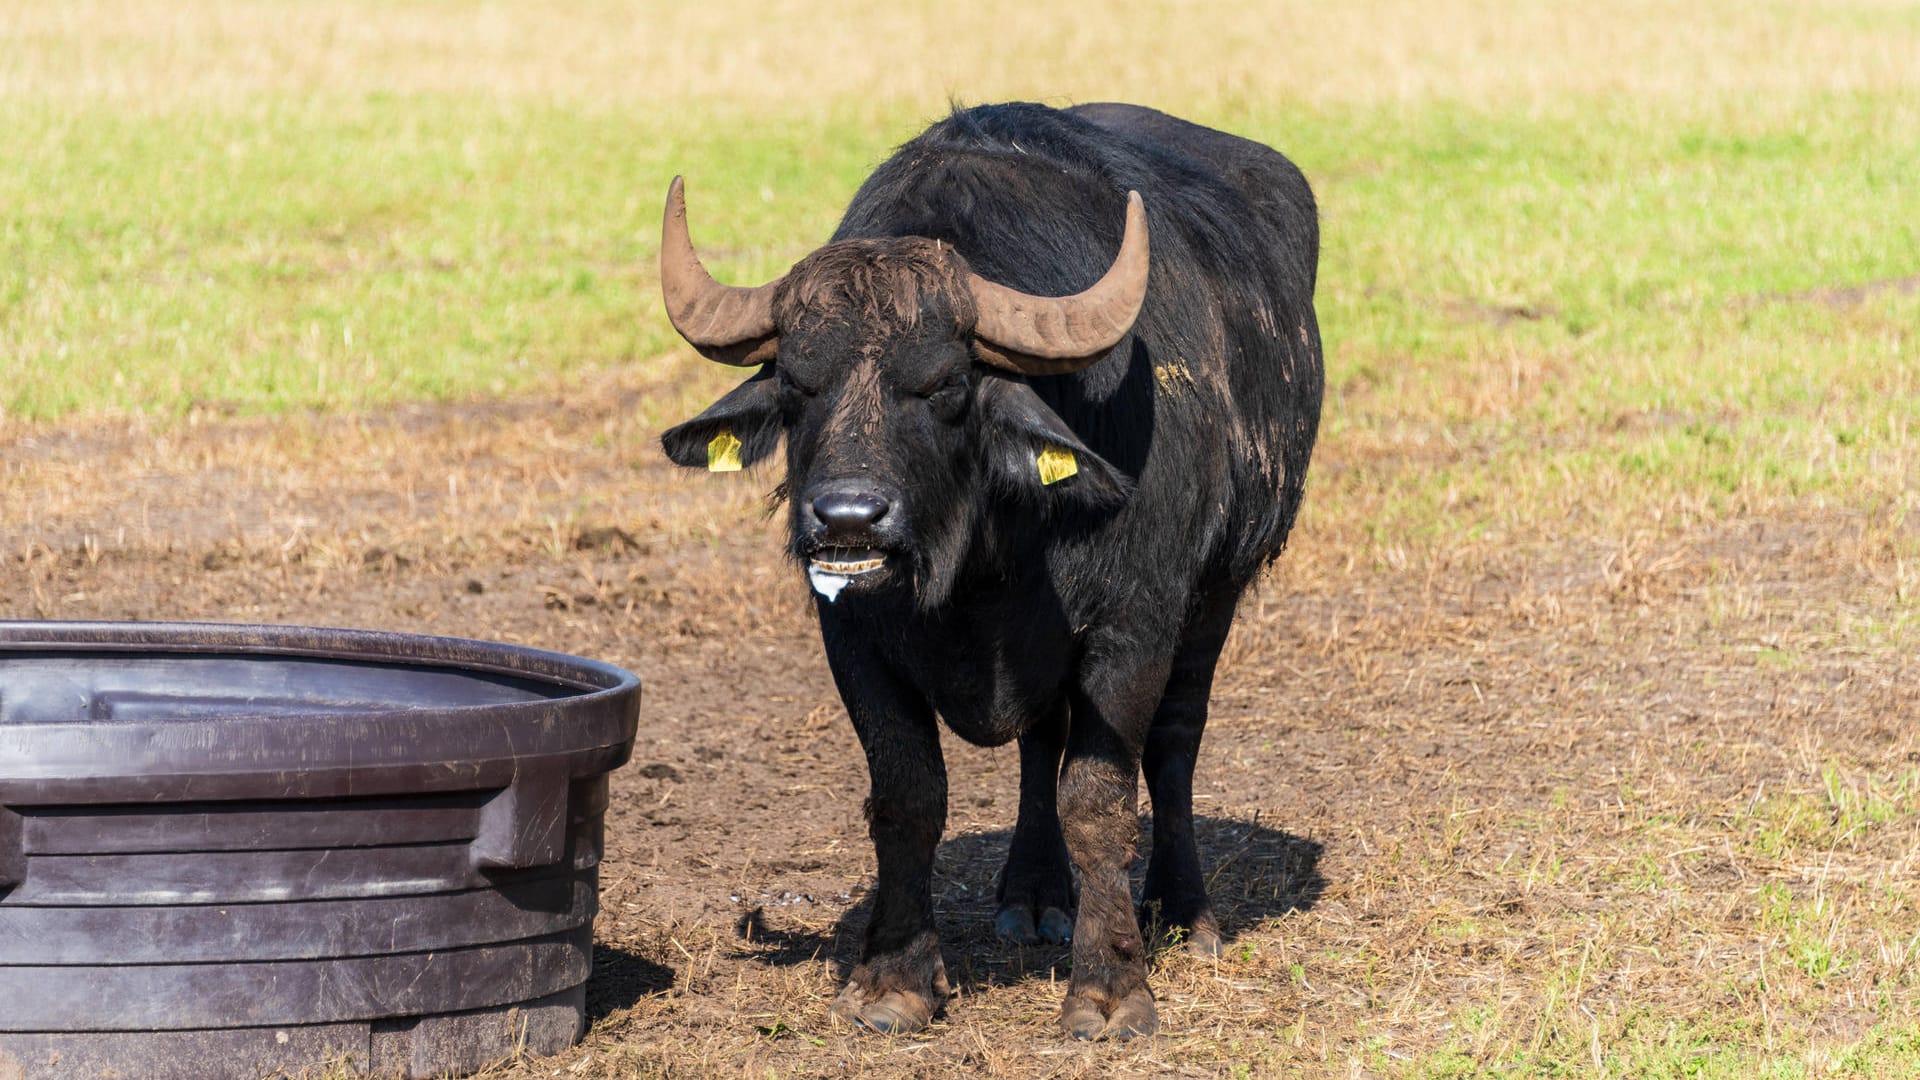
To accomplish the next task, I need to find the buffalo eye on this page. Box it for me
[922,373,969,419]
[776,367,814,406]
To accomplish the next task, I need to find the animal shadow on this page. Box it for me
[585,943,676,1021]
[733,813,1324,989]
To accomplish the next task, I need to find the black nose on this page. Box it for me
[812,490,890,531]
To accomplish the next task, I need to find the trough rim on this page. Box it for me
[0,619,642,803]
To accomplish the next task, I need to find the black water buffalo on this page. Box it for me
[658,102,1322,1040]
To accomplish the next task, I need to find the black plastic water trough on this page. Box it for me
[0,621,640,1079]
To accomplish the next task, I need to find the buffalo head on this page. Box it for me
[658,177,1146,605]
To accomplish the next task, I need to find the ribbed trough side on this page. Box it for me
[0,622,642,1080]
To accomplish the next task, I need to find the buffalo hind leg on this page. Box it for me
[822,637,951,1034]
[1141,590,1238,956]
[1056,658,1168,1040]
[995,699,1075,945]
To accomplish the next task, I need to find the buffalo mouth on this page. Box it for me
[808,546,888,576]
[805,546,891,602]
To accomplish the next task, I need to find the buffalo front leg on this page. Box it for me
[995,698,1075,945]
[821,634,950,1034]
[1141,589,1238,956]
[1056,659,1169,1041]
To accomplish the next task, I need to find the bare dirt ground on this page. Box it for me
[4,373,1915,1078]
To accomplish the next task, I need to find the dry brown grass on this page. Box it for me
[5,0,1917,113]
[5,376,1915,1077]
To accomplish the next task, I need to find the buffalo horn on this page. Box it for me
[968,191,1150,376]
[660,176,780,365]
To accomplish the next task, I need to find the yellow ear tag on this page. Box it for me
[1035,443,1078,486]
[706,429,744,472]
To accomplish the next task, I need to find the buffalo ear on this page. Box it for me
[661,369,783,470]
[975,376,1131,509]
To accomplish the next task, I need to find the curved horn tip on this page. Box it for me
[658,173,780,361]
[965,187,1151,372]
[1123,190,1147,247]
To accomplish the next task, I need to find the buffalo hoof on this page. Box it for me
[830,984,938,1034]
[1059,983,1158,1041]
[996,854,1076,946]
[1141,895,1223,957]
[1182,917,1223,958]
[829,933,950,1036]
[993,903,1074,945]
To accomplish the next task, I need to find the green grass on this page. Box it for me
[1286,95,1920,542]
[0,99,874,417]
[7,88,1914,551]
[1409,1018,1920,1079]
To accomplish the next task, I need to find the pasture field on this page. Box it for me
[4,2,1919,1076]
